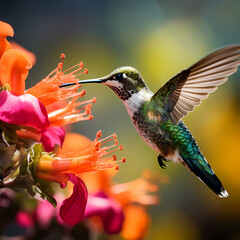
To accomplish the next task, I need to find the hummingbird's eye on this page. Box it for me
[114,73,123,81]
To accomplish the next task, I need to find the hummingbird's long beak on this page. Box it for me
[59,78,105,88]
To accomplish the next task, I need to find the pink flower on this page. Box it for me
[35,198,56,228]
[59,174,88,226]
[0,21,94,152]
[16,211,33,228]
[0,91,49,130]
[36,131,124,226]
[15,174,88,227]
[40,127,65,152]
[84,192,124,234]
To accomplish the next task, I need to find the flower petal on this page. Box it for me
[58,132,91,155]
[0,21,13,59]
[0,91,49,129]
[0,49,32,95]
[59,173,88,226]
[84,192,124,234]
[121,205,150,240]
[10,41,36,66]
[35,200,56,229]
[16,211,33,228]
[41,127,65,152]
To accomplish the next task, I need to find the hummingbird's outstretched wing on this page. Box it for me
[152,45,240,124]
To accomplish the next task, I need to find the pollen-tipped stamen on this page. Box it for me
[47,95,96,126]
[59,53,66,71]
[63,65,85,78]
[102,145,123,156]
[26,54,89,105]
[99,133,118,146]
[75,68,88,76]
[37,132,125,175]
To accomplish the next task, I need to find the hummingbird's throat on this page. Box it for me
[109,86,135,101]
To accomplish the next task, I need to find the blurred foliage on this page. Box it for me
[1,0,240,239]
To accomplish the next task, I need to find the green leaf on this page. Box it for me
[0,132,16,170]
[0,121,19,144]
[27,143,57,207]
[17,143,57,207]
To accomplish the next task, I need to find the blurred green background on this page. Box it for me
[1,0,240,239]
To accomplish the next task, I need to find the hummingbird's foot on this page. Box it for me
[157,154,169,169]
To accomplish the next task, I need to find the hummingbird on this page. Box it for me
[60,45,240,198]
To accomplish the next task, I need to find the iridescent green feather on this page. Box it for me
[161,120,214,175]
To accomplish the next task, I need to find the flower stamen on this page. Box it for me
[37,132,125,176]
[101,145,123,156]
[62,61,83,75]
[26,54,88,107]
[59,53,66,72]
[99,133,117,146]
[46,95,95,126]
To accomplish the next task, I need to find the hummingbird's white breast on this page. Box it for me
[123,88,153,117]
[123,88,182,164]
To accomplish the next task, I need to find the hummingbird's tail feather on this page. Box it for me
[180,154,228,198]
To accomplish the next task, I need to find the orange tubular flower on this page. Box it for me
[36,131,125,226]
[111,172,159,207]
[26,54,89,107]
[10,41,36,66]
[0,21,13,59]
[36,130,124,180]
[0,49,32,95]
[0,21,95,152]
[0,22,49,132]
[111,171,161,240]
[25,53,94,137]
[121,205,150,240]
[24,54,95,151]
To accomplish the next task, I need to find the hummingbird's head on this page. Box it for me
[99,66,148,100]
[60,66,148,101]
